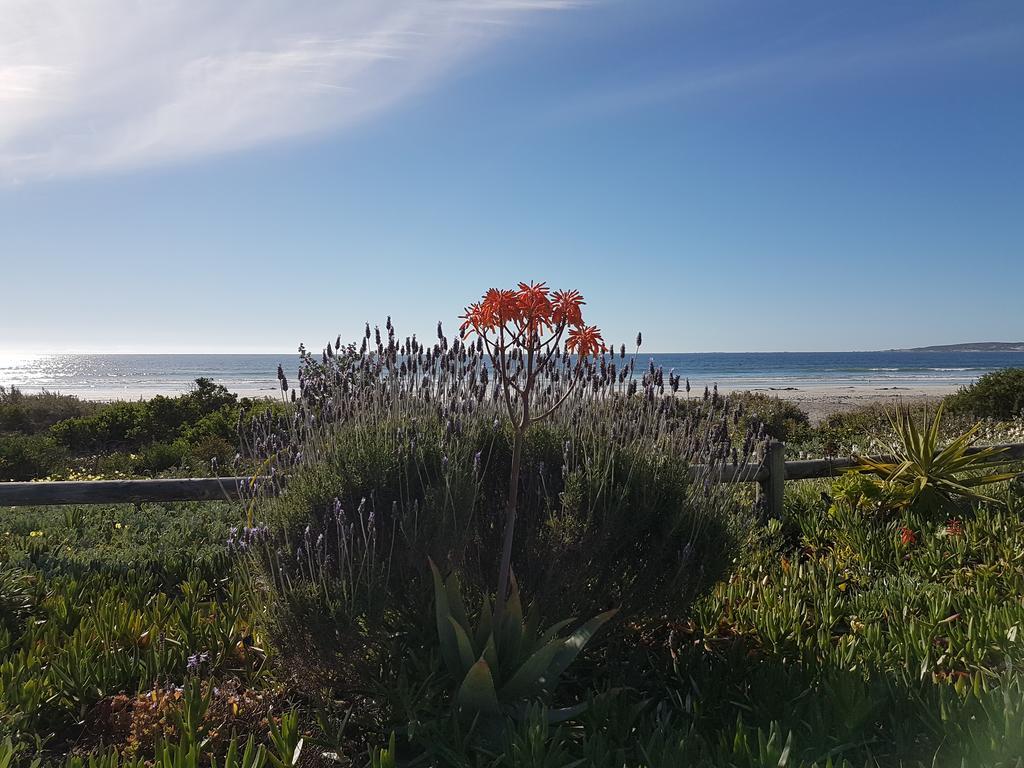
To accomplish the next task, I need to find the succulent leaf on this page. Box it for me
[545,609,618,686]
[456,660,500,715]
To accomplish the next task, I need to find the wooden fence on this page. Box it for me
[1,443,1022,518]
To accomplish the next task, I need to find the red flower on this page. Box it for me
[565,325,606,358]
[515,281,553,333]
[900,526,917,546]
[459,302,485,336]
[945,519,964,537]
[483,288,520,327]
[461,282,593,341]
[551,289,585,328]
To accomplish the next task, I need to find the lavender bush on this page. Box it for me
[240,320,767,656]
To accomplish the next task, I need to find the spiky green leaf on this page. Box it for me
[456,660,500,715]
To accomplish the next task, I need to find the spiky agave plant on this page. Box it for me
[852,402,1017,515]
[430,560,616,722]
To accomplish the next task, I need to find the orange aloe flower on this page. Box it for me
[483,288,521,327]
[459,302,486,336]
[565,324,605,358]
[515,281,553,333]
[551,289,585,328]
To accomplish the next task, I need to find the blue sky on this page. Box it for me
[1,0,1022,353]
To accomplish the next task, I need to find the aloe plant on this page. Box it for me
[430,560,616,722]
[851,402,1018,515]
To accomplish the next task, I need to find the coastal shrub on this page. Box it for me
[22,379,289,480]
[49,401,149,452]
[815,403,892,456]
[134,440,188,473]
[0,387,100,435]
[727,392,811,443]
[945,367,1024,419]
[0,433,67,481]
[260,412,744,644]
[180,407,238,445]
[186,434,237,470]
[49,379,238,453]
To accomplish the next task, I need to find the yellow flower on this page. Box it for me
[29,530,44,538]
[115,522,123,529]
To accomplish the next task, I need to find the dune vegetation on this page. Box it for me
[2,288,1024,766]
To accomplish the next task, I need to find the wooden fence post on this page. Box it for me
[758,440,786,519]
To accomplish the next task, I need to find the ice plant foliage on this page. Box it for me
[460,282,606,601]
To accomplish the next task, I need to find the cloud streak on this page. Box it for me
[556,13,1024,120]
[0,0,575,182]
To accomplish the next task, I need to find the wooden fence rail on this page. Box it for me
[2,444,1022,515]
[0,477,251,507]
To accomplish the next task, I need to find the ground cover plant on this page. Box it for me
[5,477,1024,765]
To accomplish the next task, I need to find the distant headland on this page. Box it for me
[889,342,1024,353]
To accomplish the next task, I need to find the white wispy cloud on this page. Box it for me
[0,0,577,182]
[556,14,1024,120]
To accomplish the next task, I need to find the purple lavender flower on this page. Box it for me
[186,651,210,674]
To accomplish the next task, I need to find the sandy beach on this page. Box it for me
[714,384,952,422]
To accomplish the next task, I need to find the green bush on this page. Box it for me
[49,400,148,452]
[0,387,99,435]
[0,433,67,481]
[187,435,237,470]
[260,410,744,652]
[727,392,811,443]
[49,379,239,453]
[815,403,892,455]
[134,441,188,473]
[945,367,1024,419]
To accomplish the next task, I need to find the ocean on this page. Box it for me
[0,351,1020,401]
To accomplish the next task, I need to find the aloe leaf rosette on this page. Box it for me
[430,560,616,722]
[851,402,1018,515]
